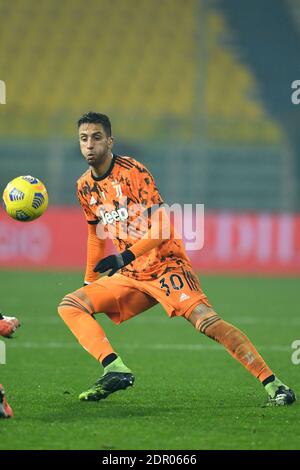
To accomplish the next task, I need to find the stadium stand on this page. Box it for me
[0,0,196,139]
[205,9,282,143]
[0,0,281,143]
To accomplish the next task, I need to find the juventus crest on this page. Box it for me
[112,182,122,198]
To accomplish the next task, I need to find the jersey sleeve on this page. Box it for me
[131,162,164,210]
[84,224,105,283]
[76,183,98,225]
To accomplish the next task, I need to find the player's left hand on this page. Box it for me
[93,250,135,277]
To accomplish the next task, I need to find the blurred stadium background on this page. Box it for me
[1,0,300,273]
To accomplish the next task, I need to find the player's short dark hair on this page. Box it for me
[77,112,112,136]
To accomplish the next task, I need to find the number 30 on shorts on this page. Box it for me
[159,274,184,297]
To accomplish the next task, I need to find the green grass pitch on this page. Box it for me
[0,271,299,450]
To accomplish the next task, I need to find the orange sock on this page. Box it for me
[58,294,115,363]
[197,313,273,382]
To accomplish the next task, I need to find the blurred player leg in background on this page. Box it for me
[0,312,20,338]
[0,311,20,418]
[0,384,13,418]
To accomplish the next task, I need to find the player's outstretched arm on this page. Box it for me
[84,224,105,284]
[94,206,171,277]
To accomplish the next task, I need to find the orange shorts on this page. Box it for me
[83,265,211,324]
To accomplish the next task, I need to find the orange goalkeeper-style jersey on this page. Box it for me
[77,155,192,281]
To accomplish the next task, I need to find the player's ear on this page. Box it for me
[108,136,114,146]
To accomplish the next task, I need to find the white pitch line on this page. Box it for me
[22,316,300,327]
[6,341,294,352]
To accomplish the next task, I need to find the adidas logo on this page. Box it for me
[179,292,190,302]
[90,196,97,205]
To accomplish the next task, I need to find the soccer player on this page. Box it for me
[0,313,19,418]
[58,112,295,406]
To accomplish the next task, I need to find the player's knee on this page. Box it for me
[58,290,94,318]
[57,293,73,319]
[187,303,221,334]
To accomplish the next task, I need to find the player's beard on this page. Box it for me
[87,145,111,169]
